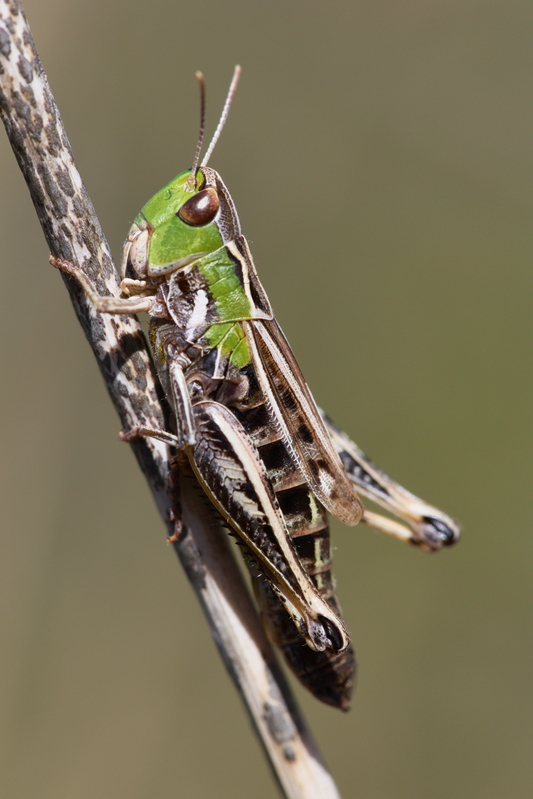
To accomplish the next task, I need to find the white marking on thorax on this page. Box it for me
[187,289,209,330]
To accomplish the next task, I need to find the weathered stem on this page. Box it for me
[0,2,341,797]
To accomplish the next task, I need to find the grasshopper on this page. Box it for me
[51,67,459,710]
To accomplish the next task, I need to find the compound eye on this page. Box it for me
[178,187,220,226]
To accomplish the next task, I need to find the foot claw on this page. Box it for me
[166,513,183,543]
[167,523,183,544]
[50,255,76,274]
[119,427,141,443]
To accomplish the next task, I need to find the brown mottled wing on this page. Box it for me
[246,319,364,526]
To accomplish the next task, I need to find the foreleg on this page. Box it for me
[50,256,153,314]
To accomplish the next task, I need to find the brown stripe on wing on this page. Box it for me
[246,319,364,526]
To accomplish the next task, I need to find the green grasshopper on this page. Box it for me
[51,67,459,710]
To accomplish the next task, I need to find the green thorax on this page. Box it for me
[184,247,254,369]
[195,247,252,322]
[205,320,250,369]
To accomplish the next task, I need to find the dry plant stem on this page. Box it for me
[0,2,341,797]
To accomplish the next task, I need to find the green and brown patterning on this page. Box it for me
[51,68,459,710]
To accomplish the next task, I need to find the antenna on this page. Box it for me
[201,65,241,169]
[185,71,206,192]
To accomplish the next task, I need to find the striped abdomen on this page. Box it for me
[234,400,356,710]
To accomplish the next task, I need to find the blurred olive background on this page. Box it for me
[1,1,532,797]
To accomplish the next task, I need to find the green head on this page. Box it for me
[142,168,223,275]
[122,167,241,280]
